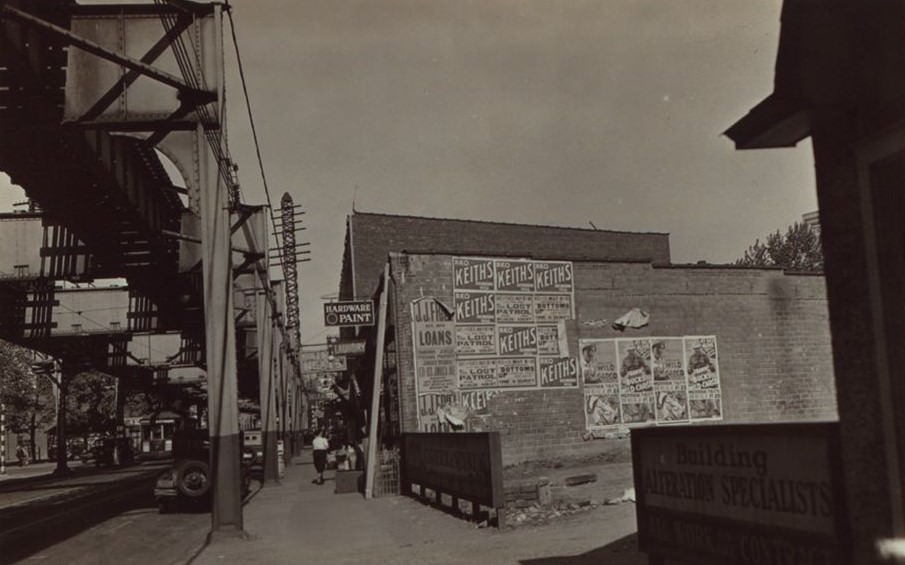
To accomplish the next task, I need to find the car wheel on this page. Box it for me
[175,460,211,498]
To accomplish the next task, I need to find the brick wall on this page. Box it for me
[388,253,836,466]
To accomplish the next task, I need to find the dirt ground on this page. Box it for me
[501,439,637,528]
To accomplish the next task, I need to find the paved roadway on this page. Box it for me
[3,453,646,565]
[0,460,171,565]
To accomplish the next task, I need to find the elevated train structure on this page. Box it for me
[0,0,302,532]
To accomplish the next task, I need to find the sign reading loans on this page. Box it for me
[323,301,375,327]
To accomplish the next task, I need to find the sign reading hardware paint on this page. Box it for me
[323,301,375,327]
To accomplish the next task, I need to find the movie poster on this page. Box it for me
[454,291,495,324]
[617,339,655,424]
[536,324,567,356]
[579,339,619,385]
[495,293,535,323]
[534,294,573,322]
[495,260,535,292]
[455,324,497,356]
[651,338,689,423]
[538,357,579,388]
[497,325,538,356]
[533,261,574,293]
[457,358,499,389]
[685,336,722,421]
[497,357,538,387]
[584,385,622,430]
[453,257,495,291]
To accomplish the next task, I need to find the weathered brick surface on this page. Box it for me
[388,254,835,466]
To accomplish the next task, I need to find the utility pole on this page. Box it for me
[1,402,6,475]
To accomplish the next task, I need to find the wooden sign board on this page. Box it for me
[323,300,375,327]
[632,423,849,565]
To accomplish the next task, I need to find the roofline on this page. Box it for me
[724,93,811,150]
[351,210,670,237]
[393,249,659,264]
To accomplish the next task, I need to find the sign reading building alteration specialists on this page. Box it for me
[323,300,375,327]
[632,423,849,565]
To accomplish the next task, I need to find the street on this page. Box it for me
[0,461,170,564]
[2,453,647,565]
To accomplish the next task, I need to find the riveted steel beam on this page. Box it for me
[0,4,215,103]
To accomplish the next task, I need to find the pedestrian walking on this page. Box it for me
[16,444,29,466]
[312,429,329,485]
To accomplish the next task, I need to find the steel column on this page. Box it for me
[197,115,242,532]
[256,289,278,483]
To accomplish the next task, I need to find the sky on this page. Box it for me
[0,0,817,345]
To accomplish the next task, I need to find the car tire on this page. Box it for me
[175,460,211,498]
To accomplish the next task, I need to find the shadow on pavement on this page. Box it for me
[519,533,646,565]
[1,474,160,565]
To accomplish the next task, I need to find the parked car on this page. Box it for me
[154,429,252,512]
[92,437,135,467]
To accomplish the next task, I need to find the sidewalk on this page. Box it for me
[0,461,58,483]
[191,451,648,565]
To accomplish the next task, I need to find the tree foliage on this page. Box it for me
[736,221,823,272]
[0,340,55,434]
[65,370,117,435]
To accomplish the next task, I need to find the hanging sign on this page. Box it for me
[323,300,375,327]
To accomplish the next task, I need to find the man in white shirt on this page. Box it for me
[312,430,329,485]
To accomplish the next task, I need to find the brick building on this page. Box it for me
[339,211,835,465]
[725,1,905,561]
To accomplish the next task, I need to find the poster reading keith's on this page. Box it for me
[533,261,574,293]
[453,257,495,291]
[495,260,535,292]
[454,291,495,324]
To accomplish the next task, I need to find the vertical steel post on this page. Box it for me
[1,402,5,474]
[196,3,242,534]
[53,360,73,476]
[257,289,278,482]
[364,265,390,499]
[197,104,242,534]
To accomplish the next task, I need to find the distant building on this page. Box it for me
[802,210,820,236]
[338,211,834,465]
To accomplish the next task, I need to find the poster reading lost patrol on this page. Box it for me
[455,324,497,355]
[495,293,535,323]
[580,336,721,431]
[685,335,722,421]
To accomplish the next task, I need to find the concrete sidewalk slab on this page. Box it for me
[192,451,648,565]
